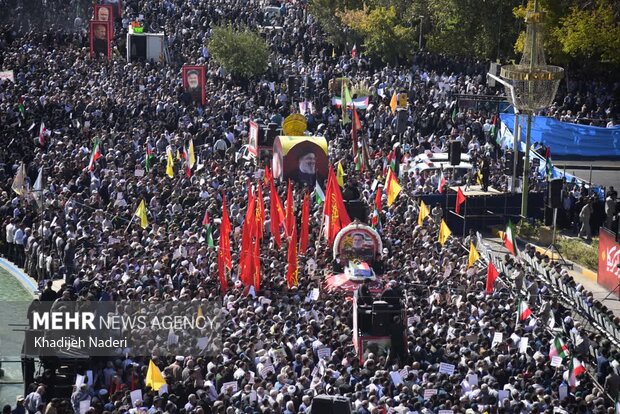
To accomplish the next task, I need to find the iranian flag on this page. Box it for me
[502,221,517,255]
[437,171,446,193]
[517,300,532,321]
[567,358,586,387]
[88,140,101,171]
[549,335,569,359]
[371,208,380,229]
[38,122,49,146]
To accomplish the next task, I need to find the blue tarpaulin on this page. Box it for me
[497,114,605,199]
[500,113,620,157]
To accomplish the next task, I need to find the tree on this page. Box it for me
[555,0,620,65]
[426,0,522,60]
[208,25,270,79]
[339,6,415,65]
[513,0,620,67]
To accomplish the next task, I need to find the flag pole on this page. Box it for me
[124,214,135,234]
[462,197,467,239]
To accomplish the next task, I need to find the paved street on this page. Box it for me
[554,159,620,189]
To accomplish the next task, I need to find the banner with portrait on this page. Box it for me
[332,223,383,264]
[271,136,328,188]
[89,20,112,58]
[182,65,206,107]
[101,0,122,19]
[93,5,114,36]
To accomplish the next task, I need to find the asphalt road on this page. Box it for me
[553,160,620,190]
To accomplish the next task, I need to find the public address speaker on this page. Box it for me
[548,178,563,209]
[449,141,461,166]
[310,395,351,414]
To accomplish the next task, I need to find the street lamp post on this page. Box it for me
[498,0,563,218]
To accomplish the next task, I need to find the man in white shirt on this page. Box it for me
[5,219,16,262]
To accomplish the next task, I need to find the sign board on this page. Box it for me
[598,228,620,298]
[438,362,455,376]
[248,121,259,157]
[0,70,14,83]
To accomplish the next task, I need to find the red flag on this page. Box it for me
[264,165,272,186]
[220,194,232,269]
[351,44,357,58]
[285,180,295,237]
[323,166,352,246]
[252,235,261,291]
[239,188,256,286]
[456,187,466,215]
[269,180,285,247]
[217,246,227,294]
[255,184,265,240]
[375,186,382,212]
[287,221,299,288]
[299,192,310,254]
[486,262,499,294]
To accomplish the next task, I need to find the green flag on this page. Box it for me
[206,224,215,247]
[341,81,352,125]
[314,181,325,205]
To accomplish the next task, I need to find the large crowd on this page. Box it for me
[1,0,620,412]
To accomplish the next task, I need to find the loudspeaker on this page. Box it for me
[371,301,391,336]
[548,178,563,208]
[448,141,461,166]
[516,151,525,177]
[310,395,351,414]
[344,200,367,223]
[504,150,514,174]
[396,108,408,134]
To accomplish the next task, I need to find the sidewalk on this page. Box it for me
[483,236,620,317]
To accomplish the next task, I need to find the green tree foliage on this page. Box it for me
[208,25,269,79]
[513,0,620,66]
[426,0,522,60]
[308,0,620,67]
[555,0,620,64]
[339,6,415,64]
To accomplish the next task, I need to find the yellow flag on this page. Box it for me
[145,360,166,391]
[417,201,429,225]
[332,48,336,58]
[385,169,402,206]
[468,242,480,268]
[188,139,196,169]
[166,148,174,178]
[390,91,398,114]
[438,219,452,246]
[336,162,345,187]
[135,200,149,229]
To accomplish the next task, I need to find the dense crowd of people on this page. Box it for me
[1,0,620,413]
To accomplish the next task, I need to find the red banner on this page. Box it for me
[598,228,620,298]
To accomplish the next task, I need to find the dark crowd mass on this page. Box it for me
[1,0,620,413]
